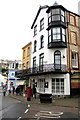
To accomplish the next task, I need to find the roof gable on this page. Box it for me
[31,5,48,29]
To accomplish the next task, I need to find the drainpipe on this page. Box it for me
[67,14,71,97]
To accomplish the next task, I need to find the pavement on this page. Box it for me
[8,94,80,119]
[9,93,79,108]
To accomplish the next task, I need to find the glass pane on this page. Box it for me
[62,35,65,42]
[48,30,51,36]
[48,12,51,17]
[62,28,65,34]
[52,9,60,14]
[49,36,51,43]
[55,60,60,64]
[56,9,60,14]
[57,28,60,33]
[48,17,51,23]
[61,16,65,22]
[53,35,56,40]
[56,15,60,20]
[53,15,60,21]
[57,34,60,39]
[55,56,60,59]
[61,10,64,16]
[53,28,56,34]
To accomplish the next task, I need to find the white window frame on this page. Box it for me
[72,52,78,68]
[52,78,64,95]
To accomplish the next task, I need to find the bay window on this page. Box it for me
[48,27,66,43]
[48,8,65,24]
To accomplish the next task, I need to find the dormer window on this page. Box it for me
[48,8,65,24]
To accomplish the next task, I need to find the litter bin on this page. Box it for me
[40,93,52,103]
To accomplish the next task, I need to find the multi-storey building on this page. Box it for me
[0,59,22,70]
[16,3,80,96]
[22,42,32,69]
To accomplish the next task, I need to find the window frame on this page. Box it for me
[52,78,64,95]
[40,35,44,49]
[40,18,44,31]
[48,8,65,24]
[34,40,37,52]
[48,27,66,43]
[27,47,30,56]
[33,57,36,68]
[72,52,78,68]
[54,50,61,70]
[39,53,44,66]
[34,25,37,36]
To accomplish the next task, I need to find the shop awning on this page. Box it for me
[16,81,25,86]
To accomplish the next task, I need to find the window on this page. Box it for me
[52,27,61,41]
[52,78,64,95]
[40,18,44,30]
[48,8,65,24]
[54,51,61,70]
[62,28,66,42]
[39,53,44,70]
[70,15,76,26]
[40,35,44,48]
[39,53,44,66]
[71,31,77,45]
[15,63,18,69]
[26,62,29,68]
[12,63,14,68]
[34,25,37,36]
[23,63,25,68]
[23,50,25,59]
[72,52,78,68]
[27,47,30,56]
[38,79,45,92]
[48,27,66,43]
[33,57,36,68]
[34,40,37,52]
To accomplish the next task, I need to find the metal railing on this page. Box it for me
[15,64,67,77]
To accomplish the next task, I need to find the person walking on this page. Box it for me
[13,86,15,95]
[3,87,6,96]
[32,85,37,99]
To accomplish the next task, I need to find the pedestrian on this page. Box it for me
[16,87,19,95]
[9,89,11,95]
[10,86,13,95]
[13,86,15,95]
[32,85,37,99]
[3,87,6,96]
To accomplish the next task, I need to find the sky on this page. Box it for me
[0,0,80,61]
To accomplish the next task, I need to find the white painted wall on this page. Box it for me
[31,8,67,67]
[30,7,70,96]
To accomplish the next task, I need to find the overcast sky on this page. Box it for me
[0,0,80,61]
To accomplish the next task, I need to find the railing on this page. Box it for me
[15,64,67,77]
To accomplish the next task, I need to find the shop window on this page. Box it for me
[52,78,64,95]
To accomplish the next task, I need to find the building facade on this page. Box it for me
[0,59,22,70]
[22,42,32,69]
[16,3,80,96]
